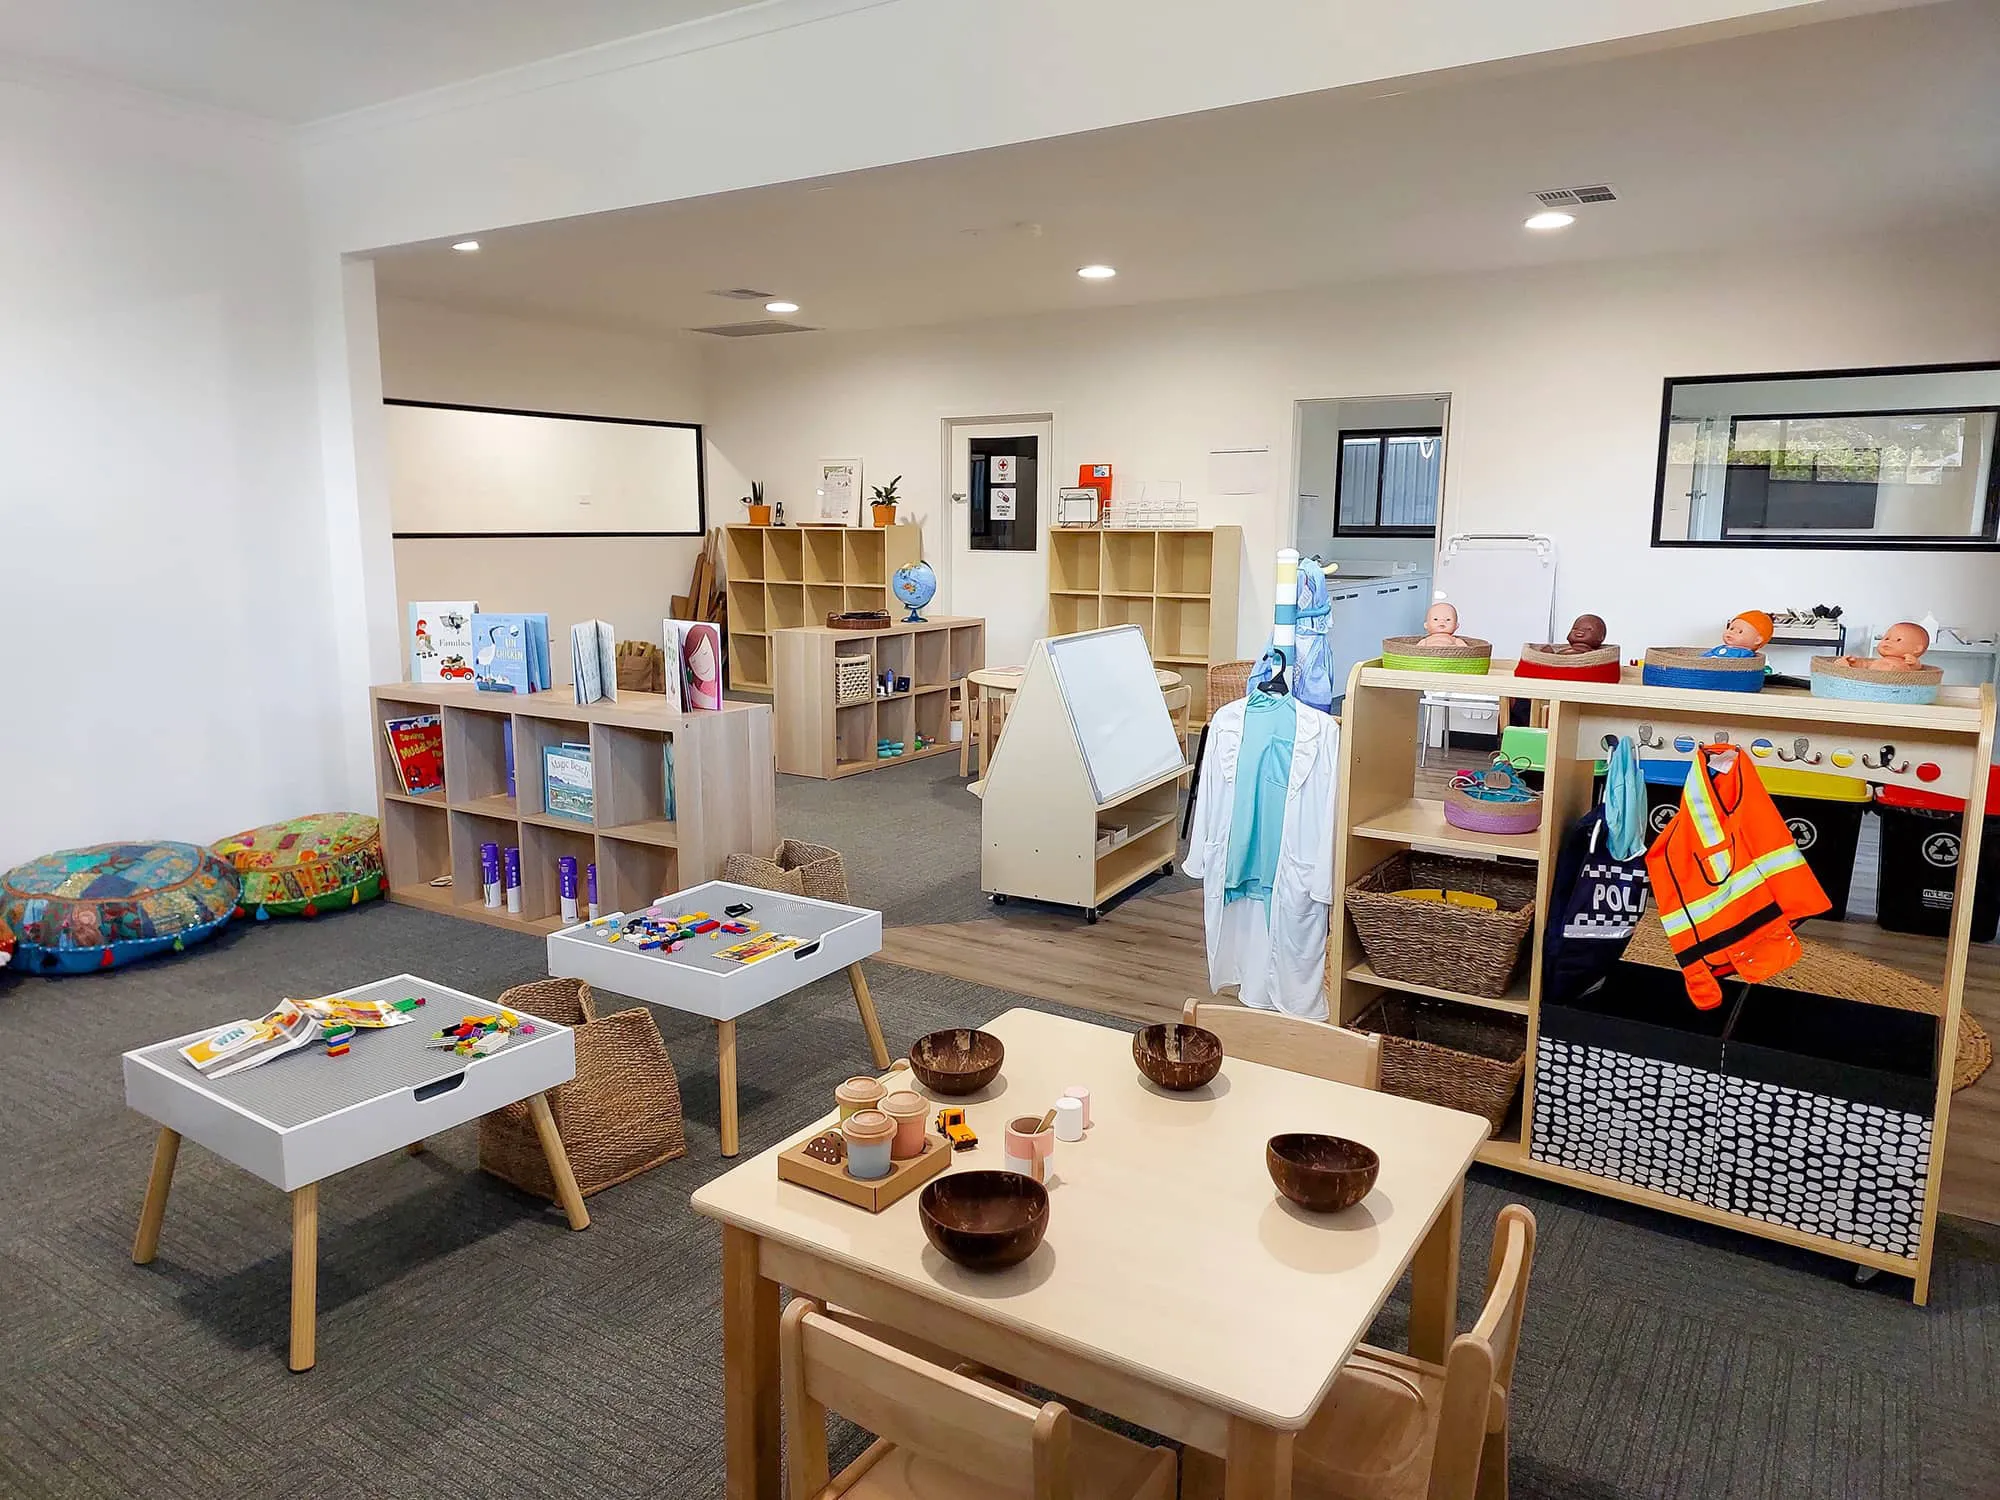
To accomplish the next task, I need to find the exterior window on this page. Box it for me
[1335,429,1443,535]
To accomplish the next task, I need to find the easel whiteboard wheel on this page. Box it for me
[1085,908,1099,924]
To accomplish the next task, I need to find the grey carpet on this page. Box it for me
[4,906,1998,1497]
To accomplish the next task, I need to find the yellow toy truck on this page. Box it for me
[934,1106,979,1151]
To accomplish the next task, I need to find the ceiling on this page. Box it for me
[371,0,2000,339]
[0,0,770,121]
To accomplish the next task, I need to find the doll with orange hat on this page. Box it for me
[1703,610,1773,659]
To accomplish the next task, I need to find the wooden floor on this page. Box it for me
[880,747,2000,1224]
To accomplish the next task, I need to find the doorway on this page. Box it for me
[944,414,1053,667]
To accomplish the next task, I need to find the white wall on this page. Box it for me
[377,298,713,661]
[0,70,345,870]
[704,230,2000,662]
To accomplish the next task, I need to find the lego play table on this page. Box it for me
[122,974,587,1371]
[545,879,887,1156]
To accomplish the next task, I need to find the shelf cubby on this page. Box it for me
[727,581,767,634]
[803,527,846,584]
[806,584,844,627]
[724,527,765,582]
[914,630,949,689]
[381,799,451,894]
[1049,530,1102,593]
[877,633,914,690]
[1102,531,1156,594]
[1154,599,1210,661]
[845,585,888,615]
[596,836,677,913]
[836,702,877,769]
[844,528,889,586]
[950,626,983,684]
[767,582,806,631]
[1101,595,1155,650]
[448,809,520,915]
[592,724,675,844]
[1050,594,1100,637]
[734,634,770,690]
[442,705,513,806]
[764,529,804,583]
[914,688,951,748]
[521,820,596,922]
[1155,530,1215,594]
[877,695,916,754]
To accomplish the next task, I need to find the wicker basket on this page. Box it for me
[1810,655,1943,705]
[1444,779,1541,836]
[479,979,687,1199]
[1346,850,1536,997]
[1514,642,1621,683]
[1352,994,1527,1135]
[1207,660,1257,717]
[827,611,892,631]
[1381,635,1493,674]
[721,839,850,903]
[834,655,873,706]
[1641,646,1766,692]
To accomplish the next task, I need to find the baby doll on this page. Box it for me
[1841,621,1930,673]
[1420,598,1468,648]
[1703,610,1773,659]
[1554,614,1608,654]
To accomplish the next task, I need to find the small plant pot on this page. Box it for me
[871,504,897,528]
[745,504,773,526]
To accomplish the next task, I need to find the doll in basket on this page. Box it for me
[1419,598,1469,648]
[1838,621,1930,673]
[1702,610,1773,659]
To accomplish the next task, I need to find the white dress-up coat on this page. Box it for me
[1182,695,1339,1020]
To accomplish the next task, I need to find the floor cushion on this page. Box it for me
[1,843,240,973]
[211,812,387,919]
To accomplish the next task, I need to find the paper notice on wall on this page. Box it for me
[991,455,1016,483]
[990,486,1017,520]
[1208,446,1272,496]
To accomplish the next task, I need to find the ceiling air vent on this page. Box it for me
[709,287,776,300]
[1533,184,1618,208]
[688,320,821,338]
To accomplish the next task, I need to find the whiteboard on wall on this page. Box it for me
[1045,626,1187,804]
[386,400,705,537]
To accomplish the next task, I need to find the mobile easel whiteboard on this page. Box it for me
[980,627,1189,920]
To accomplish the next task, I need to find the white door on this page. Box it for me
[946,416,1053,668]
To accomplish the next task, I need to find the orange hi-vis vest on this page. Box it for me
[1644,745,1830,1009]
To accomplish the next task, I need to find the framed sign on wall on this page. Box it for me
[815,458,863,525]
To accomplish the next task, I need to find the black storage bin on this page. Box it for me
[1723,987,1937,1114]
[1874,800,2000,942]
[1532,962,1739,1204]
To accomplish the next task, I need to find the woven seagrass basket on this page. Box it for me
[1351,994,1528,1135]
[1381,635,1493,674]
[1346,849,1536,998]
[1641,646,1765,692]
[1514,642,1621,682]
[1810,655,1943,705]
[479,979,687,1199]
[720,839,850,903]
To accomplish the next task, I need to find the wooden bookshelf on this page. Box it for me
[370,683,777,935]
[725,524,924,691]
[1046,526,1241,724]
[1332,660,1997,1302]
[773,617,985,779]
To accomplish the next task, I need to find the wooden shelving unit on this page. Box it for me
[1046,526,1241,723]
[771,616,986,779]
[725,524,924,691]
[370,682,777,936]
[1332,659,1997,1301]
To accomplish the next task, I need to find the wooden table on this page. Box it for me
[691,1007,1488,1499]
[964,665,1189,778]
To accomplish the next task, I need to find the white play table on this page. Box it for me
[122,974,588,1371]
[546,879,887,1156]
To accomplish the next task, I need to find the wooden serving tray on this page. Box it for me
[778,1131,952,1211]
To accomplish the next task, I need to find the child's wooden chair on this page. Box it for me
[1180,999,1382,1090]
[780,1298,1176,1500]
[1293,1204,1538,1500]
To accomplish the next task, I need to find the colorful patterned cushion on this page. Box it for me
[211,812,387,920]
[1,843,240,974]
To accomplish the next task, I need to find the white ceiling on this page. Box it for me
[0,0,770,121]
[371,0,2000,339]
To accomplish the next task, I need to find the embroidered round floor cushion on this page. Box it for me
[211,812,387,920]
[1,843,240,974]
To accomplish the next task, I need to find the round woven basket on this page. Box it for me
[1444,780,1542,835]
[1623,916,1990,1090]
[1641,646,1766,692]
[1514,642,1622,683]
[1810,656,1943,705]
[1381,635,1493,674]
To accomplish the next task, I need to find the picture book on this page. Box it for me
[571,619,619,705]
[678,620,724,711]
[543,742,594,823]
[472,612,552,694]
[383,714,445,796]
[180,1001,320,1078]
[659,618,686,712]
[716,933,802,964]
[407,600,476,684]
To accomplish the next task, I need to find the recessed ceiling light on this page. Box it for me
[1523,212,1574,232]
[451,239,480,253]
[765,300,800,314]
[1076,264,1117,280]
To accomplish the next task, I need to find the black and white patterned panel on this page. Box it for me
[1530,1038,1719,1204]
[1710,1077,1930,1259]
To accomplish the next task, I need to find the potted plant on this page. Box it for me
[743,481,771,527]
[870,476,901,528]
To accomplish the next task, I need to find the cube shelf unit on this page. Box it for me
[773,617,986,779]
[725,524,925,692]
[370,682,777,935]
[1332,661,1996,1302]
[1046,526,1241,724]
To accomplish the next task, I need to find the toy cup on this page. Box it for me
[836,1075,886,1121]
[842,1109,896,1180]
[1063,1086,1092,1129]
[881,1090,929,1160]
[1054,1096,1085,1142]
[1004,1115,1056,1183]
